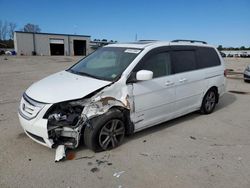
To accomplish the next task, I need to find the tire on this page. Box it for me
[200,89,217,114]
[84,109,125,152]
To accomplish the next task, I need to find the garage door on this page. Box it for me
[50,39,64,55]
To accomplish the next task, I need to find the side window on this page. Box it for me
[172,50,196,73]
[134,52,171,78]
[197,47,221,68]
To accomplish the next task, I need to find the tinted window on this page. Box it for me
[134,52,171,78]
[172,50,196,73]
[197,47,221,68]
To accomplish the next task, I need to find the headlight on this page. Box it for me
[44,99,85,128]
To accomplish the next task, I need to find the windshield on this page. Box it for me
[68,47,142,81]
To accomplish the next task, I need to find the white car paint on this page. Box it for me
[18,40,226,151]
[26,71,111,103]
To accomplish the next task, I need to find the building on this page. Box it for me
[14,31,91,56]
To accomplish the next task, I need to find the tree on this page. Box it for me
[0,20,8,40]
[8,22,17,39]
[217,45,223,51]
[23,23,41,33]
[240,46,246,50]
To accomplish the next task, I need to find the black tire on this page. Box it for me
[84,109,125,152]
[200,89,217,114]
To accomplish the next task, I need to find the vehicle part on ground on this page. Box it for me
[55,145,66,162]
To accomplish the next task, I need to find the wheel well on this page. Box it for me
[109,106,134,135]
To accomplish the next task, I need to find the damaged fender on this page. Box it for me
[47,80,134,152]
[82,81,134,120]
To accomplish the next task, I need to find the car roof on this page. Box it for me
[106,40,214,49]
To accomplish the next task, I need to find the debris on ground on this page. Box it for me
[190,136,196,140]
[91,167,100,173]
[74,155,94,160]
[66,151,76,160]
[140,153,149,157]
[143,140,147,143]
[55,145,66,162]
[96,159,108,166]
[113,171,125,178]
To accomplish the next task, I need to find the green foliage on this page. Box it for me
[217,45,250,51]
[0,39,14,48]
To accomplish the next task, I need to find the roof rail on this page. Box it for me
[171,39,207,44]
[138,40,158,42]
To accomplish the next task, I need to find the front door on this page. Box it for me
[130,49,176,131]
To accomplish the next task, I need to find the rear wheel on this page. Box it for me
[84,109,125,152]
[200,89,217,114]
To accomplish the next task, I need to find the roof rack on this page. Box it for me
[171,39,207,44]
[138,40,158,42]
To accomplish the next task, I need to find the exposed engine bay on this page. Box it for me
[42,84,134,161]
[46,99,88,149]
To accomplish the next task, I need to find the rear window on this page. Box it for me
[172,50,196,73]
[197,47,221,68]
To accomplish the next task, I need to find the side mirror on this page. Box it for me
[136,70,153,81]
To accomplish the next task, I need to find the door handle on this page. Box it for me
[179,78,187,83]
[165,81,175,86]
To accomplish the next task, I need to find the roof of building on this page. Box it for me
[15,31,91,38]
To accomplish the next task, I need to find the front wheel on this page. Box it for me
[200,89,217,114]
[84,109,125,152]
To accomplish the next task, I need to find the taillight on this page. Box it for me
[224,69,227,77]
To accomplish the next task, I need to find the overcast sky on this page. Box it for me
[1,0,250,47]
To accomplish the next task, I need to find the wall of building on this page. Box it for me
[14,32,34,55]
[14,32,91,56]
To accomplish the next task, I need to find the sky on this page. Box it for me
[1,0,250,47]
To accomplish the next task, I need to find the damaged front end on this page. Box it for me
[44,83,134,162]
[45,99,90,150]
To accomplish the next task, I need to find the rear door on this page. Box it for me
[171,46,205,115]
[130,47,177,131]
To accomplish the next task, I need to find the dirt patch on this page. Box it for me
[17,132,26,139]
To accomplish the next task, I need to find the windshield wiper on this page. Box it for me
[67,69,103,80]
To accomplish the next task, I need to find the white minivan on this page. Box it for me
[18,40,226,153]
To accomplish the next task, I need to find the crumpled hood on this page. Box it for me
[26,71,111,103]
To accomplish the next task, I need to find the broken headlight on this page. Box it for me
[44,100,85,129]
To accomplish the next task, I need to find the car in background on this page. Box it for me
[244,65,250,82]
[240,52,250,58]
[220,51,226,57]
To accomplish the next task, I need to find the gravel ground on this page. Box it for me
[0,56,250,188]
